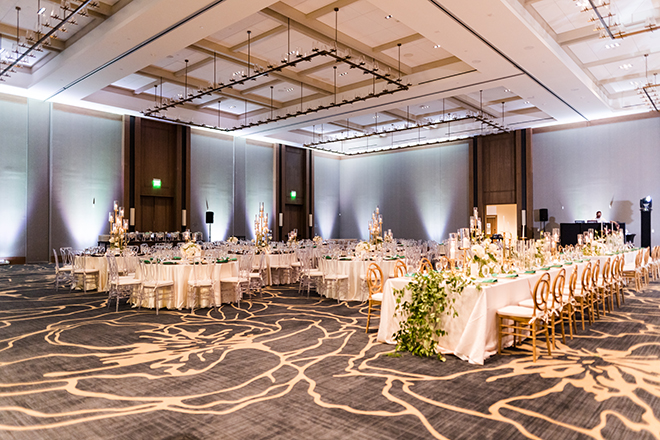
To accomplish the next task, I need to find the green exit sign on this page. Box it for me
[290,190,297,200]
[152,178,161,189]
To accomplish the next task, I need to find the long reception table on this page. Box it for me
[377,250,639,365]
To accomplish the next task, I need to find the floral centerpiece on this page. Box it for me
[227,236,239,244]
[355,240,372,258]
[312,235,323,246]
[253,202,271,253]
[181,241,201,260]
[466,238,501,278]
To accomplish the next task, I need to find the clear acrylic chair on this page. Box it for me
[70,250,99,292]
[53,248,72,291]
[106,254,141,312]
[139,260,174,315]
[187,257,216,313]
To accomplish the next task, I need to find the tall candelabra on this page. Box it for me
[469,207,482,240]
[254,202,270,247]
[108,200,128,250]
[368,206,383,244]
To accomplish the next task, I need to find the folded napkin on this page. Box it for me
[172,256,182,260]
[163,261,175,265]
[497,273,518,278]
[340,258,352,261]
[523,270,536,274]
[479,279,498,284]
[229,257,238,261]
[539,267,551,271]
[550,264,563,268]
[564,261,573,265]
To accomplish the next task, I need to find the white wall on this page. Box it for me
[313,153,341,239]
[533,116,660,245]
[337,141,470,241]
[189,130,274,241]
[0,95,28,259]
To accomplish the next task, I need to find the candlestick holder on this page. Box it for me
[254,202,271,250]
[108,200,128,251]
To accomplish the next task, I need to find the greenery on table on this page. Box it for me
[392,270,471,361]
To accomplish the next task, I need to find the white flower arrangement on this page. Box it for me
[181,241,202,260]
[227,236,239,244]
[467,238,501,278]
[355,241,372,257]
[313,235,323,246]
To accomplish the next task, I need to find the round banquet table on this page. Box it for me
[134,260,238,309]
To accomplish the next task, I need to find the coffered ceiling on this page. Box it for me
[0,0,658,154]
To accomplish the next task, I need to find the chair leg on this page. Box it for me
[531,323,537,362]
[366,300,372,333]
[545,324,552,357]
[497,315,502,355]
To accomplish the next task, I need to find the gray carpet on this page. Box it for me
[1,264,659,439]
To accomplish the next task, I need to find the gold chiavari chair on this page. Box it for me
[595,258,614,314]
[622,249,643,292]
[519,269,567,348]
[641,247,652,287]
[571,261,594,330]
[365,263,384,333]
[497,273,553,362]
[392,259,407,278]
[418,258,434,275]
[610,255,622,308]
[561,266,578,339]
[590,259,602,320]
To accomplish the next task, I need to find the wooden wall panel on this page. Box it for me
[470,129,533,238]
[275,144,312,240]
[123,117,190,233]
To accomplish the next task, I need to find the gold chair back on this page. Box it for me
[393,259,407,278]
[418,258,433,274]
[366,263,383,299]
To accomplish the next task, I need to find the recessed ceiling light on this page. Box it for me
[433,44,441,49]
[504,88,511,93]
[524,101,530,104]
[420,105,430,109]
[385,14,392,19]
[605,42,620,49]
[229,105,236,109]
[37,7,46,14]
[619,63,633,70]
[285,87,295,92]
[373,115,379,119]
[339,72,348,77]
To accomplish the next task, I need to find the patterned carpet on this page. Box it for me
[1,264,659,440]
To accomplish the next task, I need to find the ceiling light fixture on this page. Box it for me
[433,44,441,48]
[575,0,658,40]
[619,63,632,70]
[637,54,659,112]
[0,0,99,81]
[385,15,392,19]
[303,112,508,152]
[339,72,347,77]
[605,42,619,49]
[141,8,410,132]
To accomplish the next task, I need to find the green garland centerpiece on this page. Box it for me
[393,270,471,360]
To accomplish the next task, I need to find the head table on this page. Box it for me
[377,250,639,365]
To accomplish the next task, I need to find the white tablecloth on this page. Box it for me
[376,250,639,365]
[317,258,403,301]
[135,260,238,309]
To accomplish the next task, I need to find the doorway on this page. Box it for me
[485,204,517,238]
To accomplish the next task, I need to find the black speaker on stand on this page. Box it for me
[539,208,548,233]
[206,211,214,242]
[640,197,652,248]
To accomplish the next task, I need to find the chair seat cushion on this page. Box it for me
[497,305,539,319]
[325,274,349,281]
[142,280,174,287]
[370,292,383,302]
[220,277,247,283]
[189,280,213,287]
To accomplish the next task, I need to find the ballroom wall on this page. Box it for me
[189,129,274,242]
[314,141,471,241]
[532,114,660,246]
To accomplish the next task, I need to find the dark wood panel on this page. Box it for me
[139,119,177,197]
[285,146,305,206]
[140,196,175,231]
